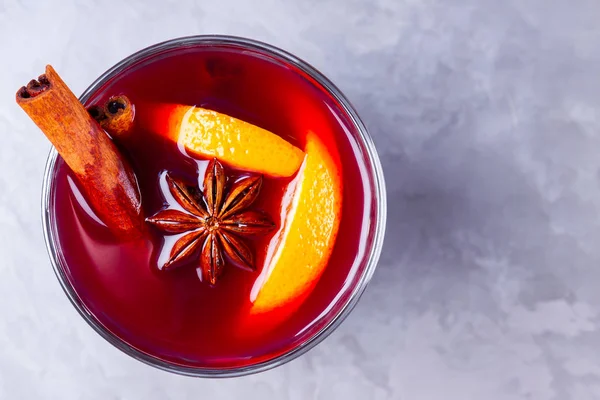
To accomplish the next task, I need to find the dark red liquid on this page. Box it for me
[52,43,369,368]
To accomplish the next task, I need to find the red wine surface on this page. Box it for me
[53,44,369,368]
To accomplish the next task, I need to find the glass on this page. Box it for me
[41,35,386,377]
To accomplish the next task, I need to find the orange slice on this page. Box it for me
[143,104,304,178]
[249,130,343,323]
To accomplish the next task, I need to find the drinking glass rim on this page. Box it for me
[41,34,387,377]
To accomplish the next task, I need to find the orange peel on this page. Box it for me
[143,104,304,178]
[249,130,343,323]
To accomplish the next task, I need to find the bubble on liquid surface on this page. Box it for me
[205,57,243,81]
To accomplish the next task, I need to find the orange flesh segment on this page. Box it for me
[250,131,343,318]
[146,104,304,178]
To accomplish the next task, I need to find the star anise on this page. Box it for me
[146,158,276,285]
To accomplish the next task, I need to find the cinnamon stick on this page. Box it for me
[16,65,142,237]
[88,95,135,138]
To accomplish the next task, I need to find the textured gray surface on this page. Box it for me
[2,0,600,399]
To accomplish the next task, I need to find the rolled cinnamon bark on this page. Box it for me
[16,65,143,238]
